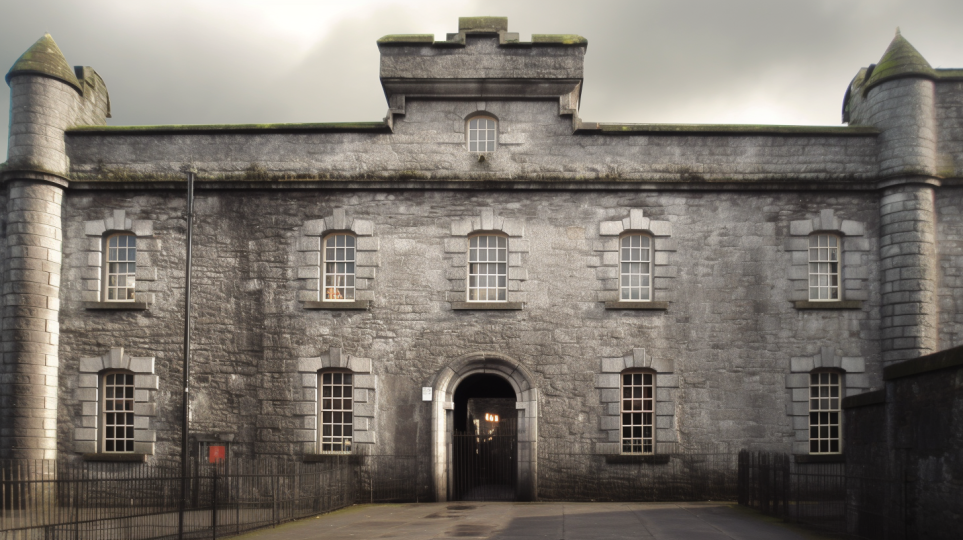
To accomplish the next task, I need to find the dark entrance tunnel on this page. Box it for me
[452,373,516,432]
[451,373,518,501]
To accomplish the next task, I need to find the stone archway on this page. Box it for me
[430,352,538,501]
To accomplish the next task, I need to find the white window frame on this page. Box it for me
[467,234,508,302]
[319,370,354,453]
[809,370,843,454]
[104,232,137,302]
[323,233,356,301]
[101,370,136,453]
[619,233,653,301]
[808,234,841,301]
[621,369,656,455]
[467,116,497,152]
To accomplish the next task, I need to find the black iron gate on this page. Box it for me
[451,418,517,501]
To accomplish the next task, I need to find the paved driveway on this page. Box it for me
[233,502,836,540]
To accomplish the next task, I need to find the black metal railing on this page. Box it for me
[0,453,426,540]
[737,450,902,539]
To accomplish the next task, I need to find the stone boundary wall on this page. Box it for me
[843,345,963,540]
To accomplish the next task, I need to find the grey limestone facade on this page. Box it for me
[2,17,962,499]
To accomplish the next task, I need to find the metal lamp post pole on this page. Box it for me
[178,171,196,539]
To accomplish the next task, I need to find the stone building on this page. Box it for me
[1,17,961,501]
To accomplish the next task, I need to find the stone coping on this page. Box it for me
[451,302,523,310]
[68,122,390,135]
[581,123,879,136]
[842,389,886,409]
[883,344,963,380]
[793,300,864,310]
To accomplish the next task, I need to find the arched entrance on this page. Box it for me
[430,353,538,502]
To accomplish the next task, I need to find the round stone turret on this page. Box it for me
[845,30,940,364]
[2,34,83,460]
[5,34,84,176]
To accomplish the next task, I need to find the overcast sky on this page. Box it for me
[3,0,963,162]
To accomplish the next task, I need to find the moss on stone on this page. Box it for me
[67,121,389,134]
[458,17,508,33]
[863,30,936,94]
[531,34,588,46]
[5,33,82,93]
[376,34,435,45]
[590,123,878,136]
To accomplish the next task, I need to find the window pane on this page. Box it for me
[320,371,353,453]
[621,371,655,455]
[102,371,135,453]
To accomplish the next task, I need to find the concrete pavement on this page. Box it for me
[232,502,839,539]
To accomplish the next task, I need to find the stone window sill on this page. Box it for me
[794,454,845,464]
[304,453,363,464]
[303,300,370,310]
[605,454,671,464]
[793,300,862,310]
[604,301,669,310]
[84,301,150,311]
[451,302,524,310]
[83,453,148,463]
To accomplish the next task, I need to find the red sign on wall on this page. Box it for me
[208,445,226,463]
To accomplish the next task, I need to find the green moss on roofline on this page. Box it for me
[586,123,879,136]
[936,69,963,80]
[67,121,390,134]
[5,33,81,92]
[532,34,587,46]
[459,17,508,33]
[863,29,936,95]
[377,34,435,44]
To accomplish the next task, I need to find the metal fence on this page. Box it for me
[737,450,902,539]
[0,453,425,540]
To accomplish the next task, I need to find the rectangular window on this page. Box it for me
[809,372,841,454]
[324,234,356,301]
[103,372,135,453]
[620,234,652,301]
[809,235,839,301]
[468,117,496,152]
[468,235,507,302]
[106,234,137,301]
[621,371,655,454]
[320,372,353,453]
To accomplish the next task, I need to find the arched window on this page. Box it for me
[467,116,497,152]
[809,234,840,301]
[102,370,135,453]
[319,370,353,453]
[620,233,652,301]
[468,234,507,302]
[105,233,137,301]
[323,233,356,301]
[621,370,655,455]
[809,370,842,454]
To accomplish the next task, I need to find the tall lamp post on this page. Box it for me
[178,171,195,539]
